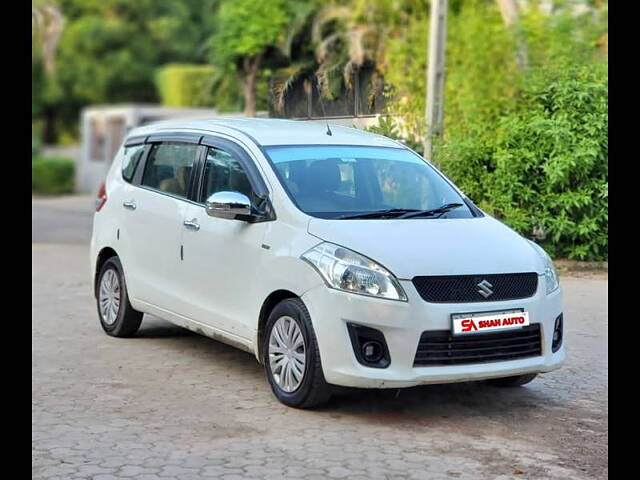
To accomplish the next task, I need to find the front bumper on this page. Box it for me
[301,278,565,388]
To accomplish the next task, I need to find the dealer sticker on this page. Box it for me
[452,310,529,335]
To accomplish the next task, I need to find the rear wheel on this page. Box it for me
[484,373,538,387]
[263,298,331,408]
[96,256,142,337]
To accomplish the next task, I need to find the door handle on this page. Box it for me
[122,200,137,210]
[183,219,200,231]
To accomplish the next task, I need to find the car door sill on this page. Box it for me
[134,299,255,355]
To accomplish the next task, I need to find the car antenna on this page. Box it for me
[315,76,332,136]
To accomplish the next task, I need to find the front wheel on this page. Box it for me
[263,298,331,408]
[484,373,538,387]
[96,256,142,337]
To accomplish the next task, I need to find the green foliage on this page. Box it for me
[445,1,520,136]
[39,0,219,139]
[211,0,290,65]
[438,62,608,260]
[382,0,429,139]
[365,115,423,154]
[211,73,246,112]
[155,64,217,107]
[521,1,608,67]
[209,0,300,114]
[32,156,75,195]
[372,0,608,260]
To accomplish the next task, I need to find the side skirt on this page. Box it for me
[134,299,256,355]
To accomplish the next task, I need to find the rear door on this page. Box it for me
[112,139,148,298]
[120,135,203,310]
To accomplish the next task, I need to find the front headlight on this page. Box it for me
[544,255,560,294]
[301,242,407,301]
[529,240,559,294]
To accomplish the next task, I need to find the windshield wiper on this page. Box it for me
[398,203,464,219]
[337,208,420,220]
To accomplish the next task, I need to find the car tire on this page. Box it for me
[96,256,143,338]
[484,373,538,387]
[263,298,332,408]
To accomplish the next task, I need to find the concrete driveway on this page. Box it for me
[32,196,608,480]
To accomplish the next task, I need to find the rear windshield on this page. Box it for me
[264,145,474,219]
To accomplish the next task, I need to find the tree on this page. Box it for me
[310,2,387,101]
[270,0,393,117]
[56,0,216,105]
[270,1,318,115]
[32,1,64,75]
[35,0,218,141]
[211,0,291,116]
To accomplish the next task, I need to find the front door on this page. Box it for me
[180,143,269,340]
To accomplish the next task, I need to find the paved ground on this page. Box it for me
[32,196,608,480]
[32,195,94,244]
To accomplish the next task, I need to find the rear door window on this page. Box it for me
[141,143,199,199]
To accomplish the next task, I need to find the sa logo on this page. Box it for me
[461,319,478,332]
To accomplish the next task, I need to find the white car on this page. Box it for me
[91,118,564,408]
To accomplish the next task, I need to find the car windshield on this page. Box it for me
[264,145,475,219]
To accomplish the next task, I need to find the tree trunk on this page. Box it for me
[42,107,57,144]
[496,0,528,71]
[241,55,262,117]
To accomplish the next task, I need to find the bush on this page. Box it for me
[437,62,608,260]
[374,1,608,261]
[155,64,217,107]
[365,116,424,154]
[32,156,75,195]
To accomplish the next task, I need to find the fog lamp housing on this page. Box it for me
[552,314,563,353]
[347,323,391,368]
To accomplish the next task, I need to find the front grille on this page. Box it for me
[413,324,542,366]
[412,273,538,303]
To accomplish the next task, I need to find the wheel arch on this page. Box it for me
[94,246,119,298]
[256,289,300,363]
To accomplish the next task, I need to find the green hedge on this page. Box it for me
[32,156,75,195]
[155,64,217,107]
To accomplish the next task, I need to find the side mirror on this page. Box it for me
[205,191,252,220]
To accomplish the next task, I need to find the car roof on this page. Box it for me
[127,117,403,148]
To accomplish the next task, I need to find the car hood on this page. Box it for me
[307,216,544,279]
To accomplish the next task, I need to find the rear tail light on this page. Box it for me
[95,181,107,212]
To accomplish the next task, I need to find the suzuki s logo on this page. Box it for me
[477,280,494,298]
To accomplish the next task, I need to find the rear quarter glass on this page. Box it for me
[122,144,146,183]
